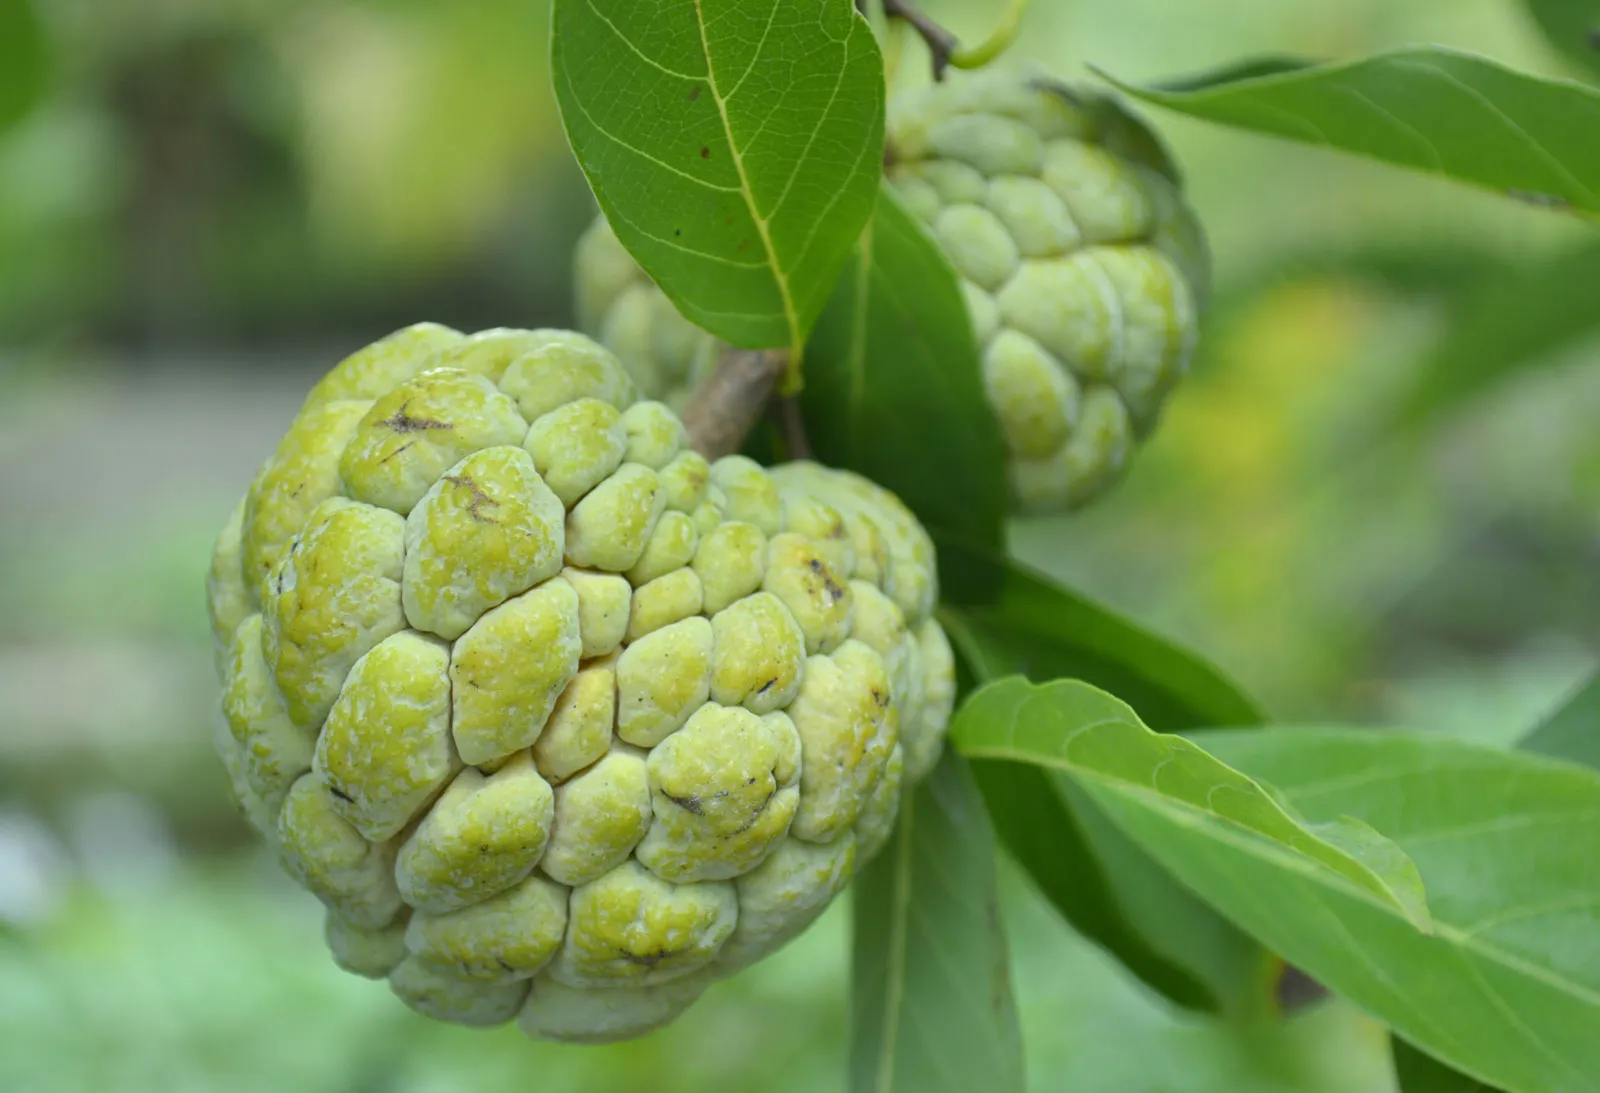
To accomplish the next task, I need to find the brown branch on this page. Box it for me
[680,348,788,460]
[774,397,814,461]
[883,0,959,80]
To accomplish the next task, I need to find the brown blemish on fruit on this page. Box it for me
[379,402,453,434]
[443,474,500,524]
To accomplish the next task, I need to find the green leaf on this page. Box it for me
[0,0,49,136]
[1099,47,1600,218]
[849,750,1024,1093]
[937,542,1264,732]
[1395,1037,1505,1093]
[1396,240,1600,430]
[944,578,1272,1015]
[1194,727,1600,1093]
[952,680,1432,927]
[1521,671,1600,772]
[803,187,1007,550]
[1524,0,1600,81]
[551,0,885,356]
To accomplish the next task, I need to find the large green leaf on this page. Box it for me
[1520,671,1600,771]
[551,0,884,356]
[937,542,1264,732]
[803,187,1007,550]
[1194,727,1600,1093]
[1396,240,1600,430]
[0,0,49,136]
[1524,0,1600,81]
[849,751,1024,1093]
[1395,1037,1505,1093]
[943,572,1273,1015]
[1100,48,1600,218]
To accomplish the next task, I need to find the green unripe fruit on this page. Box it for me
[573,67,1209,514]
[206,324,953,1042]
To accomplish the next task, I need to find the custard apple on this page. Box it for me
[205,324,954,1043]
[574,67,1209,514]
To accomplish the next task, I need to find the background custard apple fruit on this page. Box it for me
[205,323,954,1043]
[574,67,1209,514]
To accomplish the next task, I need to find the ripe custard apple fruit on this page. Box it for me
[205,323,954,1043]
[574,67,1209,514]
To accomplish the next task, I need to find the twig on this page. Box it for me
[882,0,959,80]
[680,348,788,460]
[881,0,1029,81]
[775,397,814,461]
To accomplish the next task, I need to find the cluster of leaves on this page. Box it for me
[549,2,1600,1090]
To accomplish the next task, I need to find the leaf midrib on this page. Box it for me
[691,0,800,353]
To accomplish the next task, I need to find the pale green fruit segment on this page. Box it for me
[222,613,312,809]
[615,617,712,747]
[710,456,783,536]
[519,973,711,1044]
[532,657,616,784]
[523,397,626,508]
[405,871,569,981]
[625,568,704,641]
[787,639,896,843]
[448,578,581,765]
[563,567,631,658]
[573,66,1207,515]
[620,400,687,470]
[498,330,637,421]
[636,704,801,882]
[278,773,402,929]
[907,619,957,784]
[395,755,555,914]
[209,329,958,1041]
[314,630,458,842]
[389,956,530,1027]
[262,497,406,729]
[709,592,806,714]
[763,532,854,655]
[541,749,653,887]
[340,369,528,517]
[693,521,767,615]
[402,445,565,641]
[242,398,371,604]
[657,450,710,513]
[853,743,904,863]
[718,832,856,970]
[564,463,665,572]
[626,510,699,587]
[552,860,737,988]
[302,322,464,409]
[324,911,409,979]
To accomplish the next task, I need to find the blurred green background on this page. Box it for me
[1,0,1595,1089]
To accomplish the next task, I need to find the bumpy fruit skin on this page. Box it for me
[574,67,1208,515]
[206,324,953,1043]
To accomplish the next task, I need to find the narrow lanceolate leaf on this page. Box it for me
[804,188,1008,550]
[944,592,1271,1015]
[952,680,1432,930]
[937,542,1264,732]
[1524,0,1600,81]
[1520,671,1600,771]
[1396,241,1600,430]
[1099,48,1600,217]
[1196,728,1600,1093]
[1394,1037,1505,1093]
[552,0,885,357]
[849,751,1024,1093]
